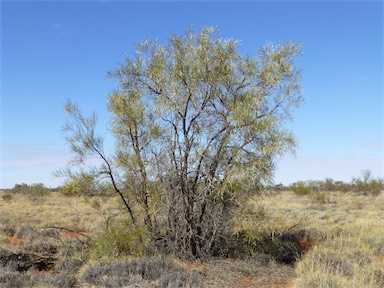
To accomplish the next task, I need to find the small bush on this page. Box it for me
[0,266,30,288]
[36,272,77,288]
[27,183,50,203]
[352,170,383,197]
[80,257,203,288]
[20,240,58,256]
[366,179,383,197]
[10,183,50,203]
[253,232,303,264]
[60,181,81,197]
[15,226,36,238]
[349,198,364,210]
[55,238,89,274]
[0,265,76,288]
[1,227,16,236]
[369,269,384,287]
[310,192,330,204]
[231,199,306,263]
[289,182,310,195]
[232,199,286,243]
[1,194,13,202]
[87,221,151,260]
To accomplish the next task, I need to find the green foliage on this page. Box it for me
[231,199,307,263]
[289,182,310,195]
[60,172,96,196]
[366,179,383,196]
[232,198,285,241]
[352,170,383,197]
[288,171,382,196]
[62,26,303,258]
[10,183,50,203]
[11,183,30,193]
[60,181,80,196]
[59,170,116,197]
[1,194,13,202]
[11,182,49,194]
[88,221,151,260]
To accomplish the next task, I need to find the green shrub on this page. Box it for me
[60,181,81,196]
[289,182,310,195]
[340,183,353,193]
[88,221,151,260]
[10,183,50,203]
[1,194,13,202]
[27,183,50,203]
[352,170,383,197]
[232,199,285,242]
[60,175,113,197]
[353,178,383,197]
[10,183,30,193]
[230,198,305,263]
[366,179,383,197]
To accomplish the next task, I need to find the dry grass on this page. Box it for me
[0,189,383,287]
[0,191,123,236]
[258,190,384,288]
[198,257,294,288]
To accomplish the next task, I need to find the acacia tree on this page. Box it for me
[63,27,303,258]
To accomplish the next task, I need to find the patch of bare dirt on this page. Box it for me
[299,239,316,252]
[7,235,23,245]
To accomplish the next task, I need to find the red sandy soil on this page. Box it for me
[58,226,89,239]
[60,230,85,238]
[7,235,22,245]
[299,240,316,252]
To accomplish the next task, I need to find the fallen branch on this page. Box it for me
[0,247,57,272]
[46,226,91,239]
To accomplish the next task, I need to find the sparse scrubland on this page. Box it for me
[2,28,382,287]
[0,180,383,287]
[264,190,384,287]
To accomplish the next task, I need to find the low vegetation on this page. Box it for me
[1,177,383,287]
[289,170,383,197]
[80,257,203,288]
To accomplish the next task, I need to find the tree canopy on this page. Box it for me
[62,27,303,258]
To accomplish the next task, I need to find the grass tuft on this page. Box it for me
[87,221,151,260]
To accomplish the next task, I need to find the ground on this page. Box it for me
[0,189,383,287]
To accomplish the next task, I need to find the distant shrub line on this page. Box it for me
[289,170,383,197]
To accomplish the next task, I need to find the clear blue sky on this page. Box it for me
[1,1,383,188]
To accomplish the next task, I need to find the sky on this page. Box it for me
[1,1,383,188]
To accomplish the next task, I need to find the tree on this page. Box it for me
[62,27,303,258]
[352,169,383,196]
